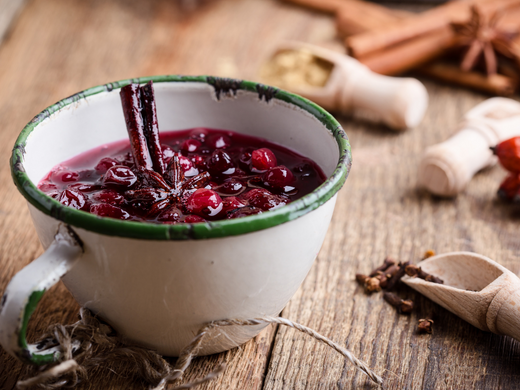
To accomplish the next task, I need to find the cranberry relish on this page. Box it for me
[38,129,326,223]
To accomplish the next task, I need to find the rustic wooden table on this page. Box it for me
[1,0,520,389]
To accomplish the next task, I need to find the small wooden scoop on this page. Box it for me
[260,41,428,130]
[402,251,520,341]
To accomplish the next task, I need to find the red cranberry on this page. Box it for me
[181,139,201,153]
[69,183,100,193]
[222,196,246,213]
[90,203,130,220]
[214,179,245,195]
[118,152,135,167]
[193,155,207,170]
[242,188,288,210]
[230,168,246,177]
[95,157,119,174]
[38,181,58,192]
[47,190,61,200]
[186,188,223,217]
[183,215,207,223]
[178,154,194,172]
[189,128,208,142]
[157,206,182,223]
[263,165,294,188]
[226,206,262,219]
[207,134,231,149]
[104,166,137,188]
[251,148,277,171]
[92,189,125,205]
[162,145,175,164]
[58,189,88,210]
[238,150,253,170]
[50,169,79,183]
[207,150,234,175]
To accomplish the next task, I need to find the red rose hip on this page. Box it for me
[498,173,520,201]
[492,137,520,173]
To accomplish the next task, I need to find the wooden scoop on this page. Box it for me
[402,251,520,341]
[260,41,428,130]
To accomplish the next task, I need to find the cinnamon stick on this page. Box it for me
[140,81,165,175]
[335,3,410,37]
[418,62,517,96]
[346,0,516,59]
[120,84,153,171]
[358,27,456,75]
[280,0,343,13]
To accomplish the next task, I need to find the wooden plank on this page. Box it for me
[0,0,333,388]
[263,84,520,389]
[1,0,520,389]
[0,0,26,44]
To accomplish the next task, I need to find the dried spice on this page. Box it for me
[417,318,434,334]
[422,250,436,260]
[355,255,444,317]
[385,261,410,291]
[383,292,414,314]
[260,49,334,90]
[451,6,520,76]
[355,274,381,294]
[405,264,444,284]
[369,257,397,277]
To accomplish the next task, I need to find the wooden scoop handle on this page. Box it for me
[265,42,428,130]
[418,97,520,196]
[338,61,428,130]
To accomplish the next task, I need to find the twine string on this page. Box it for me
[15,310,382,389]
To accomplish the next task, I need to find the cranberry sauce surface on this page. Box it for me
[38,128,326,223]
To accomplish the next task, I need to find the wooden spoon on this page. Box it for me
[402,251,520,341]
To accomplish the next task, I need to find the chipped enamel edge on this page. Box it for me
[11,76,351,240]
[0,225,83,365]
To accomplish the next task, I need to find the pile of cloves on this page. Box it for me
[355,251,442,333]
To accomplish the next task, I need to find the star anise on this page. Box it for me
[451,6,520,76]
[126,156,210,216]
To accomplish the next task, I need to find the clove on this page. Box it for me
[355,274,381,294]
[370,257,397,277]
[383,292,414,314]
[417,318,434,334]
[385,261,410,290]
[405,264,443,284]
[383,292,413,314]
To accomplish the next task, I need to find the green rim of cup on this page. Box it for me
[10,75,351,240]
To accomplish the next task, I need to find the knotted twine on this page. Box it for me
[17,308,383,389]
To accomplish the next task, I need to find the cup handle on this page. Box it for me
[0,224,83,365]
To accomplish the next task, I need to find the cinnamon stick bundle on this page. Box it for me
[346,0,517,59]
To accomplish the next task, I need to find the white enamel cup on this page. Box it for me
[0,76,351,365]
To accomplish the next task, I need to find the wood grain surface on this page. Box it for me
[0,0,519,389]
